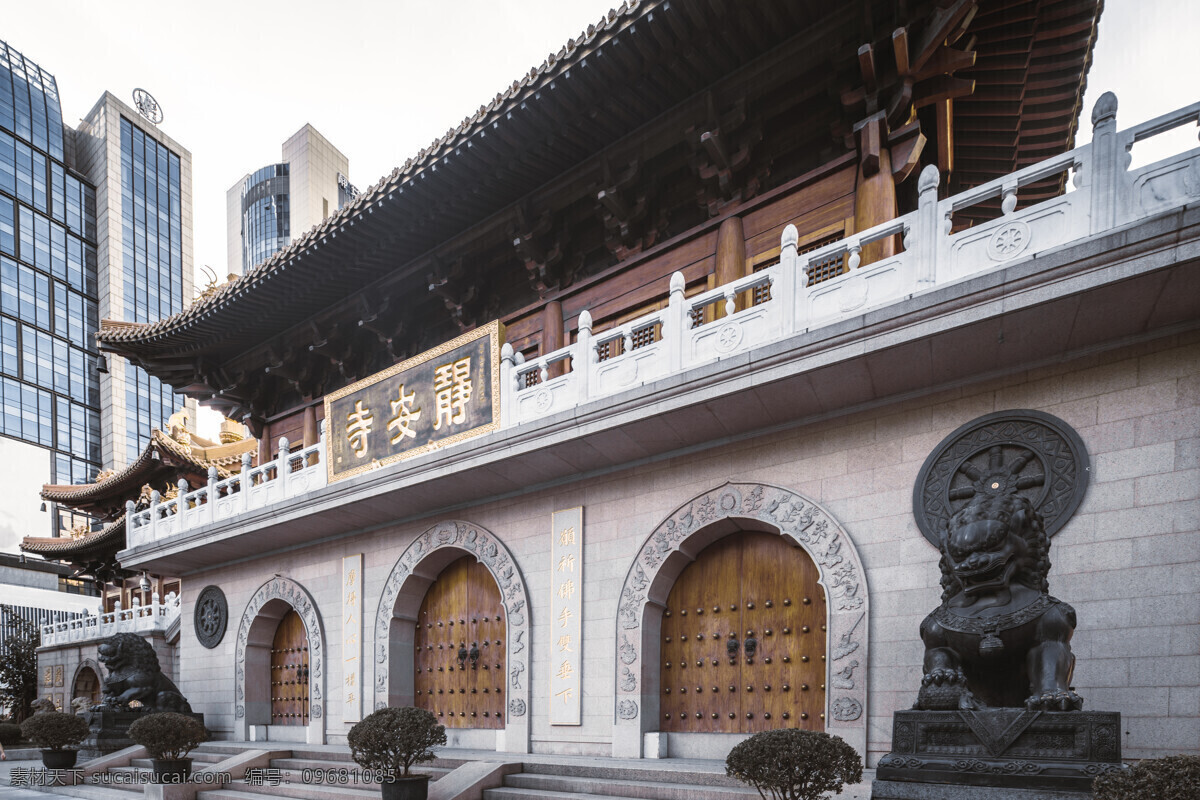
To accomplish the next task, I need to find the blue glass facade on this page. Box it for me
[240,163,289,271]
[0,41,101,505]
[118,116,185,464]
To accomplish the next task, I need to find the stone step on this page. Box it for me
[268,757,450,781]
[521,762,747,789]
[196,780,398,800]
[487,788,665,800]
[21,782,134,800]
[501,773,760,800]
[194,742,277,756]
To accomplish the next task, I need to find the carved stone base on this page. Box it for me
[875,709,1123,793]
[78,710,206,758]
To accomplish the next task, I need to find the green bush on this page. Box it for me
[726,729,863,800]
[0,722,21,745]
[348,707,446,777]
[1093,754,1200,800]
[19,711,89,751]
[127,712,208,760]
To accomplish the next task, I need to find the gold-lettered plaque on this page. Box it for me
[54,665,64,687]
[549,507,583,725]
[325,321,503,482]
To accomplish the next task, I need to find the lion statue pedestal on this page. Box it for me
[79,633,204,757]
[873,493,1123,799]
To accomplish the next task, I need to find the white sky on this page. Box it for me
[0,436,51,553]
[0,0,1195,501]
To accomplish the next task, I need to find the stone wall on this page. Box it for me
[178,331,1198,761]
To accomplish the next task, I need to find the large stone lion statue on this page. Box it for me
[917,492,1083,711]
[97,633,192,713]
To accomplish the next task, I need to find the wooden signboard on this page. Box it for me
[325,321,503,482]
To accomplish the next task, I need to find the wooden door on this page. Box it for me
[413,556,505,728]
[660,532,826,733]
[270,610,310,726]
[73,667,101,707]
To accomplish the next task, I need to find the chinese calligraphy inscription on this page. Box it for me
[325,321,502,481]
[550,507,583,725]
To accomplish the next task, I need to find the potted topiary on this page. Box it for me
[127,712,208,783]
[348,707,447,800]
[20,711,89,769]
[1093,754,1199,799]
[726,729,863,800]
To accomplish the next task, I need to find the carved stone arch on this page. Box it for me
[373,520,531,754]
[612,482,869,758]
[71,658,103,706]
[234,576,326,743]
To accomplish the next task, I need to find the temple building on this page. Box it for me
[24,410,257,713]
[91,0,1197,770]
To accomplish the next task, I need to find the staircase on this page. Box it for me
[194,744,453,800]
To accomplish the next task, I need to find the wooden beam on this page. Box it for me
[857,43,877,94]
[892,27,910,75]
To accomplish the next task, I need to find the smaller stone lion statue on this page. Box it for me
[30,697,57,714]
[917,492,1082,712]
[98,633,192,713]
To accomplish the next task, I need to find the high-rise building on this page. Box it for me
[72,92,194,469]
[0,39,192,543]
[0,39,102,539]
[225,124,354,275]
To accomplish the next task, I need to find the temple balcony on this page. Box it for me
[120,95,1200,573]
[39,593,180,648]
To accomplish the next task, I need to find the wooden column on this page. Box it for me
[258,423,272,467]
[854,115,898,267]
[714,216,746,318]
[302,406,319,465]
[542,300,565,378]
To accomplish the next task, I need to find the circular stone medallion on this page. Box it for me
[913,410,1089,547]
[194,585,229,649]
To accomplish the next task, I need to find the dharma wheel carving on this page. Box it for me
[194,585,228,649]
[913,410,1089,547]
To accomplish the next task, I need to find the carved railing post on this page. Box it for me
[778,224,798,335]
[277,438,290,497]
[500,343,514,427]
[576,310,593,402]
[914,165,940,286]
[241,451,253,513]
[667,271,686,373]
[1089,91,1122,233]
[207,466,218,525]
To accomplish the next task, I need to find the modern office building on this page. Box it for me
[226,123,355,275]
[72,91,194,470]
[0,38,193,542]
[0,39,102,538]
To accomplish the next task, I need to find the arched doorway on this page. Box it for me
[612,482,869,760]
[72,664,101,708]
[659,532,827,732]
[270,610,310,726]
[413,556,506,728]
[374,520,531,753]
[234,577,326,743]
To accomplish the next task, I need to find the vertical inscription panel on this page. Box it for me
[326,321,503,481]
[343,553,363,722]
[550,507,584,725]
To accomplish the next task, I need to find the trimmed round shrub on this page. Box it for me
[1093,754,1200,800]
[726,729,863,800]
[20,711,89,751]
[127,712,208,760]
[0,722,22,746]
[348,707,447,777]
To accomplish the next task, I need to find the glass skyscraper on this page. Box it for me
[0,41,103,528]
[0,39,193,540]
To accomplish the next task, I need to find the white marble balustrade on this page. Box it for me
[40,592,180,647]
[125,437,327,550]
